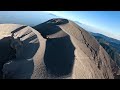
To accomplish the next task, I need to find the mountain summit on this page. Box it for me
[0,18,119,79]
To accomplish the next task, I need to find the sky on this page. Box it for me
[0,11,120,40]
[0,11,58,26]
[45,11,120,40]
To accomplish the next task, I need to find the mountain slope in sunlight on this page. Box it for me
[0,18,119,79]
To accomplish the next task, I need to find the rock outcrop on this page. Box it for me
[0,18,118,79]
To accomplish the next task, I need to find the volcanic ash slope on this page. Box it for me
[0,18,117,79]
[34,18,115,79]
[0,24,47,79]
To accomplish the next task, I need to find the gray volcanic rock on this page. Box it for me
[33,18,115,79]
[0,24,46,79]
[0,18,118,79]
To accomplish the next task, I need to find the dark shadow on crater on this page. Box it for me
[10,35,40,79]
[0,36,16,79]
[22,36,39,59]
[46,18,69,25]
[23,35,37,44]
[0,33,39,79]
[11,26,27,34]
[19,31,32,39]
[3,59,34,79]
[0,36,16,63]
[34,25,62,39]
[44,36,75,77]
[33,18,69,39]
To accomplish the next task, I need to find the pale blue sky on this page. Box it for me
[0,11,58,26]
[0,11,120,40]
[45,11,120,40]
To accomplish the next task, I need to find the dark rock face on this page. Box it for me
[0,25,37,79]
[33,18,69,39]
[46,18,69,25]
[44,36,75,77]
[0,36,16,78]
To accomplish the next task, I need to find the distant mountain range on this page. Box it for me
[90,32,120,68]
[91,32,120,45]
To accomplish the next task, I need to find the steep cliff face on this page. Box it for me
[0,18,118,79]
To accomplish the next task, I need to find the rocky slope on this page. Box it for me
[34,18,117,79]
[91,34,120,78]
[0,18,119,79]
